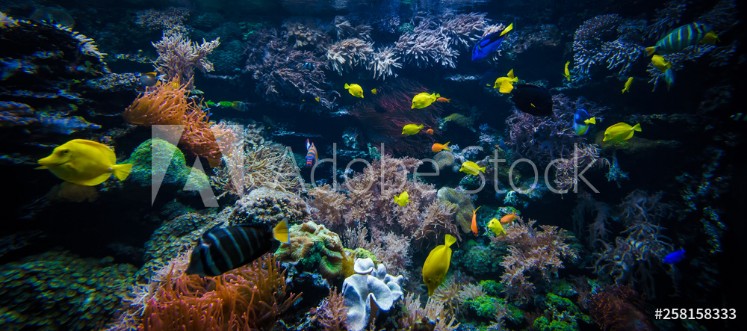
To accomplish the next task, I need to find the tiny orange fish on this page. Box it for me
[431,142,450,153]
[471,206,481,236]
[425,128,434,135]
[500,213,518,225]
[436,97,450,103]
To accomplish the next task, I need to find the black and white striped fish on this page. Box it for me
[646,22,718,56]
[186,221,290,276]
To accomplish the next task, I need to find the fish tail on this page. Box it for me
[112,164,133,181]
[444,234,457,247]
[273,220,290,244]
[444,142,450,150]
[632,123,642,132]
[344,83,350,89]
[500,22,514,36]
[645,46,656,56]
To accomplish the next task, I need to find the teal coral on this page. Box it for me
[275,221,346,281]
[0,251,135,331]
[452,240,505,277]
[125,138,210,192]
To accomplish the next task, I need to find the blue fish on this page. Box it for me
[573,108,596,135]
[305,139,318,167]
[663,68,675,90]
[662,248,686,264]
[472,23,514,62]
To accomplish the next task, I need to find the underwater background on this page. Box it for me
[1,0,745,330]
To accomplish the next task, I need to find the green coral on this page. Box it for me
[275,221,346,281]
[452,240,505,277]
[532,293,591,331]
[124,138,210,192]
[0,251,136,331]
[479,279,503,297]
[464,295,502,321]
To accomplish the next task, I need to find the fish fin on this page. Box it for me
[273,220,290,244]
[632,123,642,132]
[306,139,310,150]
[500,22,514,37]
[344,83,350,89]
[480,166,486,173]
[36,166,48,170]
[76,173,112,186]
[444,234,457,247]
[72,139,117,164]
[112,163,132,181]
[507,69,514,78]
[645,46,656,56]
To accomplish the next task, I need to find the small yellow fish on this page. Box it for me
[422,234,456,296]
[314,96,320,102]
[487,218,506,236]
[412,92,440,109]
[393,191,409,206]
[37,139,132,186]
[651,55,671,72]
[603,122,641,143]
[459,161,486,176]
[371,88,378,95]
[402,123,425,136]
[431,142,450,153]
[563,61,571,81]
[621,77,633,94]
[493,69,518,94]
[344,83,364,98]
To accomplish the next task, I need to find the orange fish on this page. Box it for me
[431,142,450,153]
[437,97,450,103]
[471,206,481,236]
[500,213,518,225]
[425,128,434,135]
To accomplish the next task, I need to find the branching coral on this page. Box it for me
[140,254,301,331]
[326,38,374,75]
[152,31,220,86]
[313,288,347,331]
[367,47,402,80]
[593,190,673,297]
[588,285,653,331]
[495,219,578,303]
[135,7,190,33]
[572,14,644,81]
[306,155,457,275]
[395,19,458,68]
[440,13,487,48]
[211,124,303,196]
[398,293,459,331]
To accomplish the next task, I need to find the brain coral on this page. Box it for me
[275,221,345,281]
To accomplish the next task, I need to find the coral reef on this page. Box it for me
[495,219,578,303]
[342,258,403,331]
[0,251,135,331]
[395,19,458,68]
[151,31,220,86]
[140,254,301,331]
[587,285,653,331]
[228,187,310,226]
[312,288,348,331]
[572,14,644,81]
[327,38,374,75]
[437,187,474,234]
[593,190,673,297]
[398,293,459,331]
[124,138,210,192]
[275,221,346,281]
[307,156,456,276]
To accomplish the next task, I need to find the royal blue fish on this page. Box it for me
[573,108,597,135]
[306,139,318,167]
[472,23,514,62]
[662,248,686,264]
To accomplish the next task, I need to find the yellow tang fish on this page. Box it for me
[651,55,671,72]
[563,61,571,81]
[411,92,440,109]
[422,234,457,296]
[493,69,518,94]
[487,218,507,236]
[459,160,486,176]
[603,122,641,143]
[393,191,409,206]
[344,83,364,98]
[402,123,425,136]
[371,88,378,95]
[621,77,633,94]
[37,139,132,186]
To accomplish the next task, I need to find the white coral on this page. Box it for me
[368,47,401,80]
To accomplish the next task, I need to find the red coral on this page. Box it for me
[589,285,653,331]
